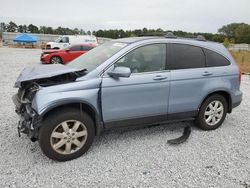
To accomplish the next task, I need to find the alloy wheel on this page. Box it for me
[51,57,61,64]
[50,120,88,155]
[204,100,224,126]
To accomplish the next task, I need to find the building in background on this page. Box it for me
[228,44,250,51]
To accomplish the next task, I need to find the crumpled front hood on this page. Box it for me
[14,64,80,88]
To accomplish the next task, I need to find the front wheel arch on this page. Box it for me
[40,102,101,136]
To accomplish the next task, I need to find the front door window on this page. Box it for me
[115,43,166,73]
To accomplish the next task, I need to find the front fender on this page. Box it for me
[33,88,100,116]
[37,98,102,135]
[38,98,99,118]
[31,87,102,134]
[32,78,102,115]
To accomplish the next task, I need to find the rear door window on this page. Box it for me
[204,49,230,67]
[81,45,94,51]
[70,45,81,51]
[169,44,205,70]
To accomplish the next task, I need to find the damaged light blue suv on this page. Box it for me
[12,36,242,161]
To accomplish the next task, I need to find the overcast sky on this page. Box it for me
[0,0,250,33]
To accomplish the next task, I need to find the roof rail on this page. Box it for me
[165,32,177,39]
[196,35,206,41]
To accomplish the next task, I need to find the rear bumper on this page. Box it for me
[232,90,243,109]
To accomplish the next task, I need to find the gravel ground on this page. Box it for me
[0,47,249,188]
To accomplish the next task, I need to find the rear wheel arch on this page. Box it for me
[40,102,101,135]
[198,90,232,113]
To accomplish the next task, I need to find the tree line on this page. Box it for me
[1,21,250,44]
[0,21,90,35]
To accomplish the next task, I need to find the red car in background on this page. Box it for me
[40,44,96,64]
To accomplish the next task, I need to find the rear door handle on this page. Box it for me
[202,71,213,76]
[153,75,167,80]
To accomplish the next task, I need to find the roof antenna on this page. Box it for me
[165,32,177,39]
[196,35,206,41]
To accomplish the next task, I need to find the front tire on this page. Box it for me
[39,108,95,161]
[196,94,228,130]
[50,56,62,64]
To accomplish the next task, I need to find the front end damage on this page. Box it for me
[12,84,40,141]
[12,64,87,141]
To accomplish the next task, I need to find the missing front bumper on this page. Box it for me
[12,94,40,140]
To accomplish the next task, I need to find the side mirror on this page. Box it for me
[107,66,131,78]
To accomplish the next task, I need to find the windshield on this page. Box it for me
[55,36,62,43]
[67,41,127,71]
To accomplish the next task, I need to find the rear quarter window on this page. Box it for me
[170,43,205,70]
[204,49,230,67]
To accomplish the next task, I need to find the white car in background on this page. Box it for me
[46,35,98,49]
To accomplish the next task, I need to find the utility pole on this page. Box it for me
[0,22,4,46]
[0,22,4,40]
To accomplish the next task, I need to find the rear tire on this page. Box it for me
[39,108,95,161]
[195,94,227,130]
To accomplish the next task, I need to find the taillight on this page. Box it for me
[237,64,242,83]
[228,49,242,83]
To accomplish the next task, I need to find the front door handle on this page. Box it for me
[153,75,167,80]
[202,71,213,76]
